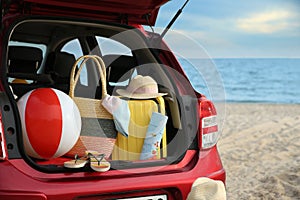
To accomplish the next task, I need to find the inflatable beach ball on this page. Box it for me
[17,88,81,159]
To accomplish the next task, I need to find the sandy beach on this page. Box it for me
[218,103,300,199]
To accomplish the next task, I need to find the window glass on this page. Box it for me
[96,36,134,86]
[96,36,132,56]
[8,41,46,56]
[7,41,46,83]
[61,39,87,86]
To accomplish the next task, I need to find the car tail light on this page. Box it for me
[0,113,8,160]
[199,98,220,149]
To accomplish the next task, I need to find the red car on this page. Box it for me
[0,0,225,199]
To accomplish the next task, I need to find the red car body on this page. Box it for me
[0,1,225,199]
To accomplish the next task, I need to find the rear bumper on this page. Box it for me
[0,148,225,200]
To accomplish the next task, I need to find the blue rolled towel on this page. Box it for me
[140,112,168,160]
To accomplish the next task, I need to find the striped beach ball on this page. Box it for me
[17,88,81,159]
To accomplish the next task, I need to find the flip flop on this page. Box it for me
[64,154,88,168]
[88,152,111,172]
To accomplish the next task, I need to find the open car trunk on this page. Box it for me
[4,17,198,173]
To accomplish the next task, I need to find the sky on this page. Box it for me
[153,0,300,58]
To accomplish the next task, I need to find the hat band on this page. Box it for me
[129,85,158,95]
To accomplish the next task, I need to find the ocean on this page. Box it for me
[180,58,300,104]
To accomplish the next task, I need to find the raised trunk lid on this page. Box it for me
[2,0,169,25]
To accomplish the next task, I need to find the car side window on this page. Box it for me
[96,36,132,56]
[7,41,46,83]
[96,36,135,87]
[61,39,87,86]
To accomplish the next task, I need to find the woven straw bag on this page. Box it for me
[66,55,116,158]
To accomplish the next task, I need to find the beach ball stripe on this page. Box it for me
[25,88,62,158]
[18,88,81,159]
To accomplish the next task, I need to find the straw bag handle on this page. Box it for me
[69,55,107,99]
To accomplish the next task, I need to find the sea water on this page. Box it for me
[180,58,300,104]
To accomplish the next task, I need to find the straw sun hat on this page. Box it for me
[116,75,167,99]
[186,177,227,200]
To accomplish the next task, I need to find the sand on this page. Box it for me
[218,103,300,200]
